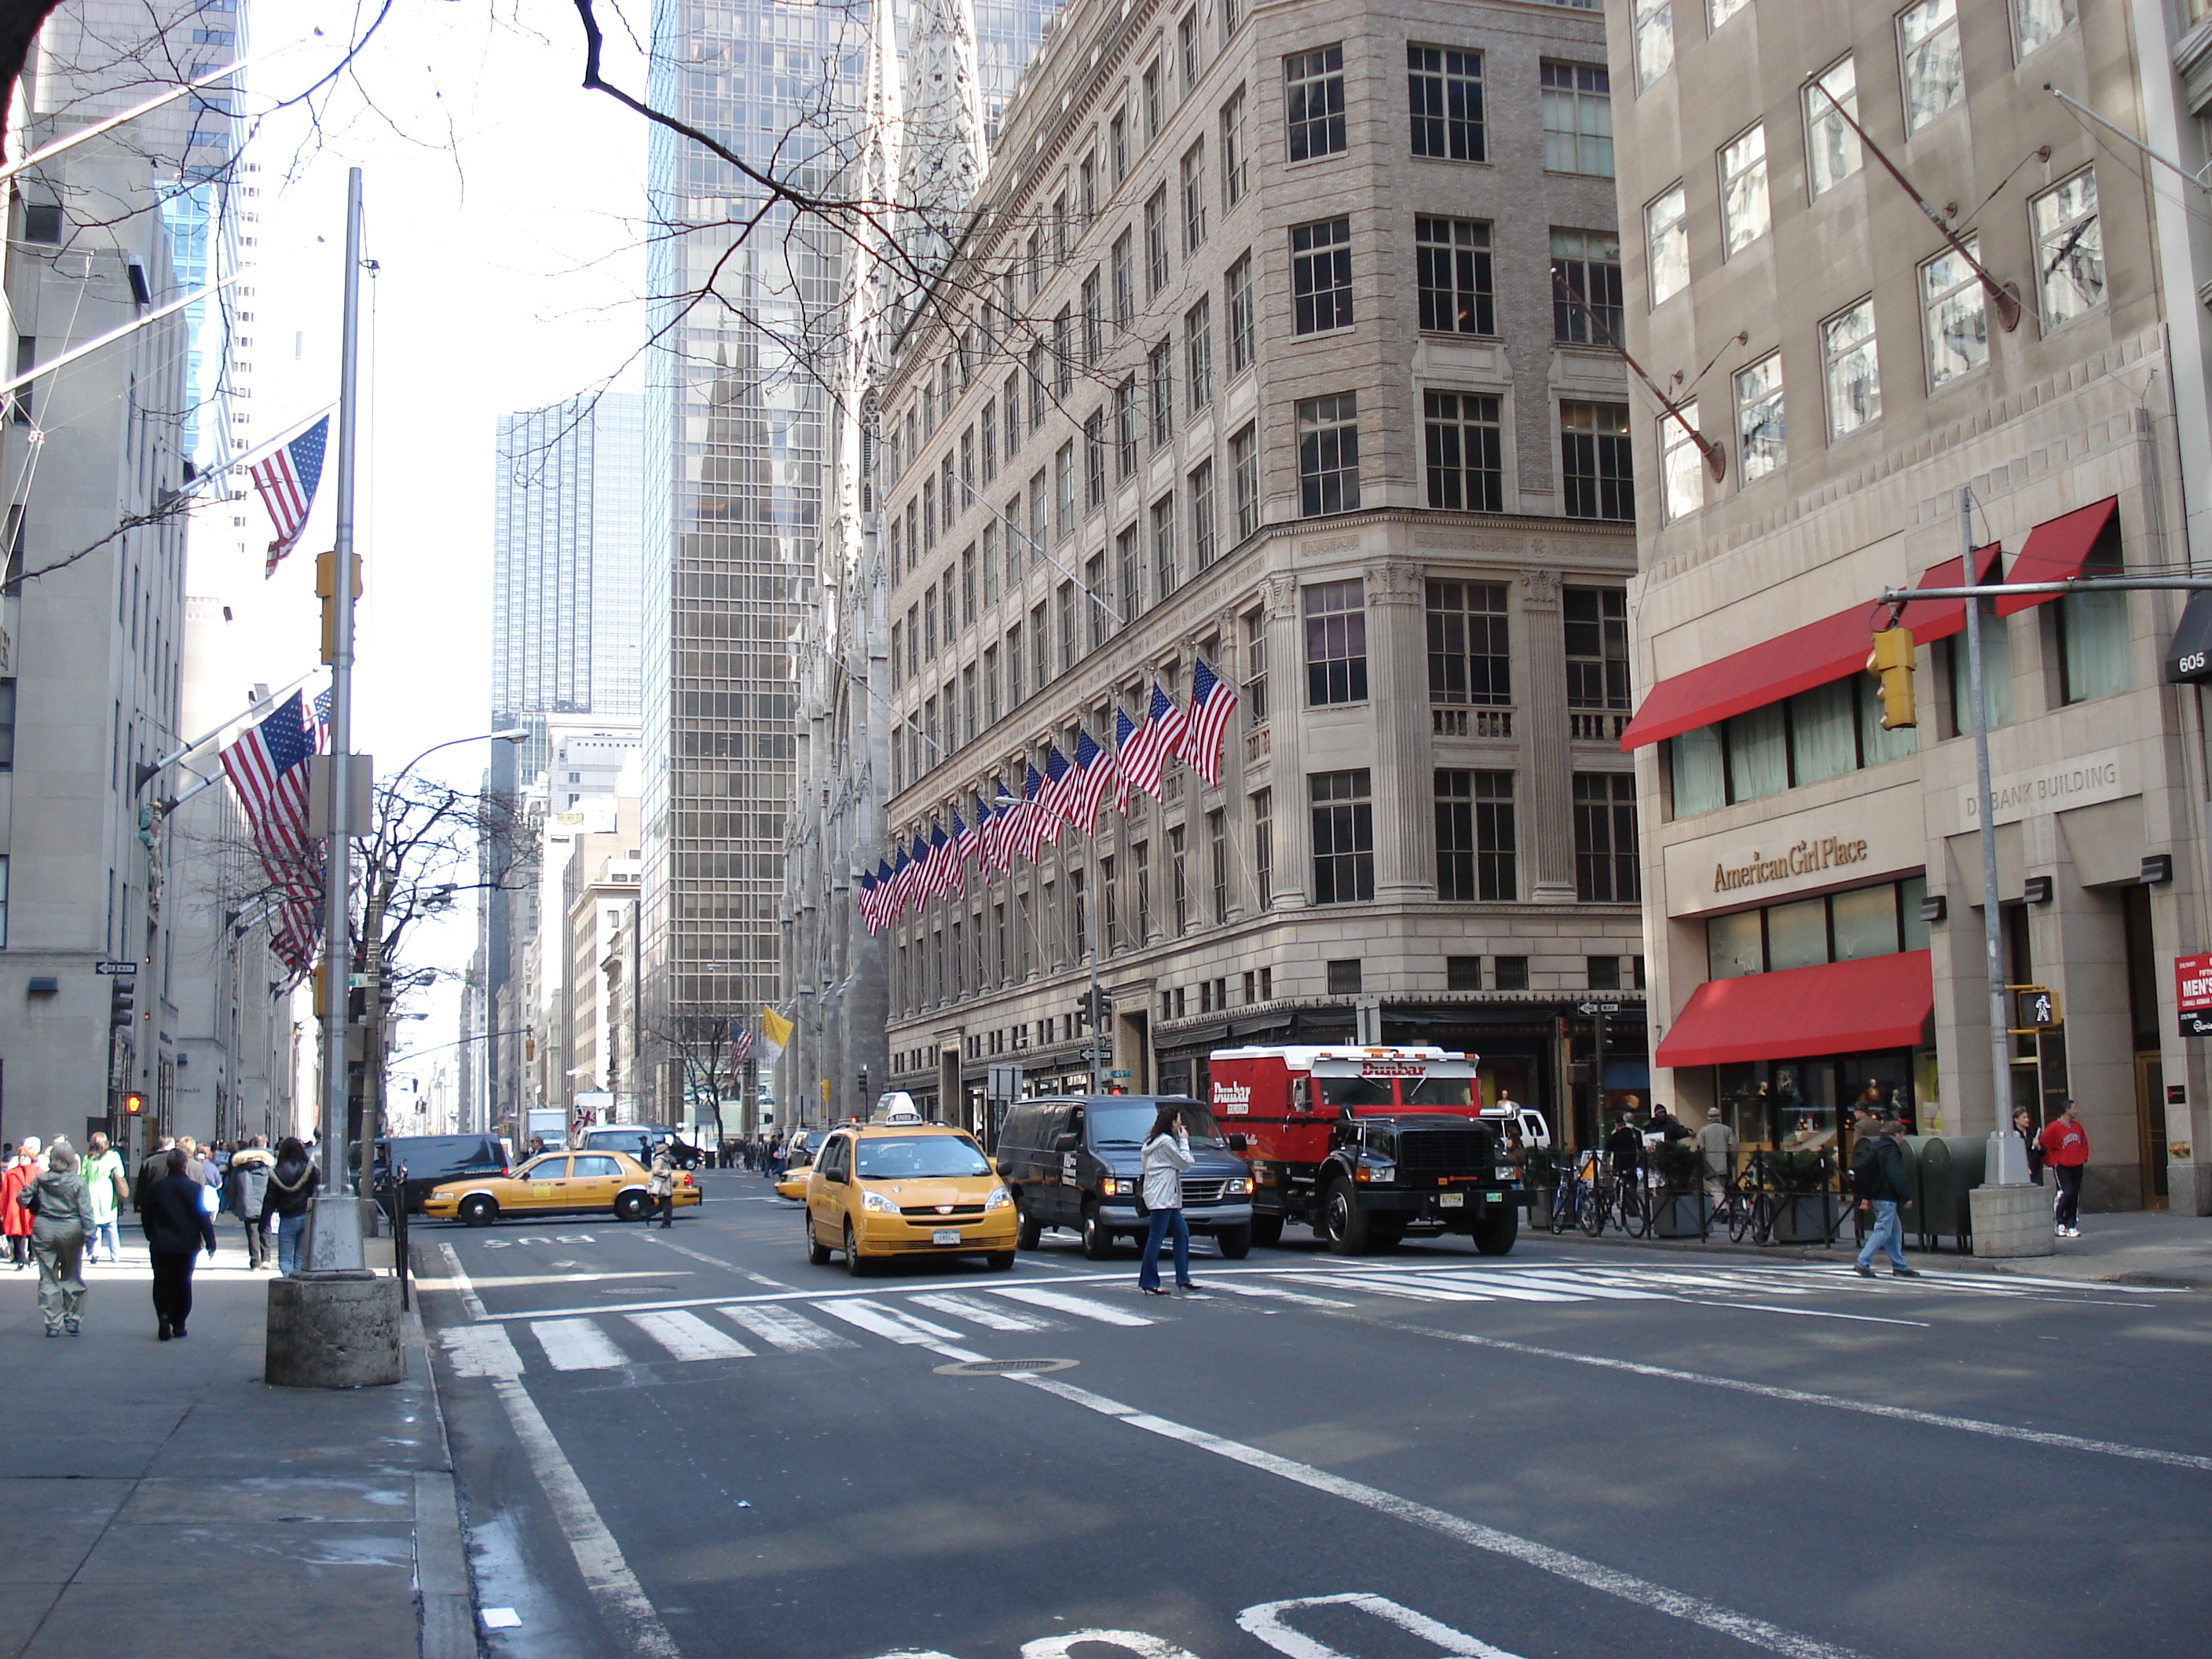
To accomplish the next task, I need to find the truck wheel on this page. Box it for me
[1473,1206,1519,1256]
[458,1196,496,1229]
[1249,1214,1284,1248]
[1214,1224,1252,1260]
[1016,1203,1042,1251]
[1081,1206,1117,1260]
[806,1210,832,1266]
[1324,1180,1372,1255]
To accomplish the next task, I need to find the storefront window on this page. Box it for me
[1708,910,1763,979]
[1726,703,1788,800]
[1764,896,1828,971]
[1900,875,1929,950]
[1830,883,1902,960]
[1670,724,1726,817]
[1856,668,1918,764]
[1944,611,2014,732]
[1789,678,1856,785]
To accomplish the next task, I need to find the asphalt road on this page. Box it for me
[419,1172,2212,1659]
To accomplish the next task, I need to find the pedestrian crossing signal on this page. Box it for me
[122,1092,145,1115]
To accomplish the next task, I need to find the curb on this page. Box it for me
[1527,1218,2212,1290]
[405,1265,479,1659]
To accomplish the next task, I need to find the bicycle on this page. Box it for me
[1547,1161,1585,1235]
[1723,1152,1782,1244]
[1610,1169,1650,1239]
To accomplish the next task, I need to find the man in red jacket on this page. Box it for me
[2038,1100,2091,1238]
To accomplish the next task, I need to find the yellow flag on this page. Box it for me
[760,1005,793,1063]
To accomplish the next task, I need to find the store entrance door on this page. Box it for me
[2136,1052,2168,1210]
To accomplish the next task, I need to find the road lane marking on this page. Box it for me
[491,1376,679,1658]
[1242,1592,1522,1659]
[1678,1299,1928,1328]
[1199,1280,1356,1308]
[439,1324,522,1379]
[814,1298,970,1345]
[912,1291,1060,1331]
[1019,1633,1201,1657]
[435,1243,489,1320]
[422,1270,693,1293]
[987,1285,1156,1326]
[1397,1326,2212,1472]
[530,1318,630,1372]
[1011,1373,1866,1659]
[1279,1273,1492,1302]
[628,1309,753,1361]
[640,1232,790,1288]
[1478,1273,1667,1301]
[716,1303,855,1351]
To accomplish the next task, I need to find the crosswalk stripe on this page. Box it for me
[716,1303,855,1352]
[1278,1273,1492,1302]
[531,1318,630,1372]
[813,1298,968,1345]
[441,1324,524,1378]
[1484,1273,1667,1302]
[628,1310,753,1362]
[985,1285,1155,1327]
[1200,1279,1356,1309]
[1407,1275,1583,1303]
[910,1291,1060,1331]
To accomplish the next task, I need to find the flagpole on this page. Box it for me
[308,167,367,1274]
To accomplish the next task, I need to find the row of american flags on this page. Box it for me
[855,654,1238,935]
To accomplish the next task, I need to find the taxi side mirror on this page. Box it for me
[823,1166,847,1184]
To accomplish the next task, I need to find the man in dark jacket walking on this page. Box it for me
[1853,1117,1921,1279]
[140,1149,217,1339]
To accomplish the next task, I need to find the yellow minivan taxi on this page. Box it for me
[803,1122,1016,1274]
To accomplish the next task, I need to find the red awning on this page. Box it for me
[1993,497,2118,617]
[1618,548,1998,752]
[1654,950,1933,1070]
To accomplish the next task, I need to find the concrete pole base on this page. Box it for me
[1972,1183,2056,1258]
[265,1273,403,1388]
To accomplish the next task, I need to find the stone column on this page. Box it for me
[1518,567,1577,904]
[1261,569,1307,914]
[1365,558,1434,903]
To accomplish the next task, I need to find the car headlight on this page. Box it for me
[1495,1166,1517,1181]
[1100,1176,1122,1196]
[984,1186,1013,1210]
[1225,1177,1252,1196]
[861,1189,899,1214]
[1353,1163,1396,1184]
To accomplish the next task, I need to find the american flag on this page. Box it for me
[857,870,882,935]
[218,691,321,977]
[873,858,895,922]
[309,686,334,752]
[888,847,915,916]
[1180,656,1240,786]
[1013,764,1049,863]
[958,803,986,874]
[251,416,330,577]
[1040,746,1075,837]
[1121,683,1180,801]
[730,1023,753,1069]
[904,834,931,907]
[931,822,963,898]
[1071,728,1117,832]
[1111,707,1139,814]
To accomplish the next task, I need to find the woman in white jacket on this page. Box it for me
[1137,1104,1196,1295]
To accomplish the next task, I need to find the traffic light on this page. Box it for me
[316,550,361,665]
[109,977,135,1027]
[1866,625,1917,730]
[122,1092,145,1116]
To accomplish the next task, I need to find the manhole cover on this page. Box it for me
[932,1357,1078,1376]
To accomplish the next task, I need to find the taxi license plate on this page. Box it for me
[932,1228,963,1245]
[1438,1192,1465,1208]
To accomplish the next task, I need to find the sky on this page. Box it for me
[208,1,657,1082]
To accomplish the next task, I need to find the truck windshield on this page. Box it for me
[1318,1077,1395,1108]
[1087,1102,1223,1148]
[1402,1075,1476,1106]
[855,1137,991,1178]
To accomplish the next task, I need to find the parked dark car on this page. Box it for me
[371,1134,511,1215]
[993,1094,1254,1260]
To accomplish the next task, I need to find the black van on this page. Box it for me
[374,1135,511,1214]
[993,1095,1254,1259]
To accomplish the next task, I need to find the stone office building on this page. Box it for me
[873,0,1653,1139]
[1606,0,2212,1211]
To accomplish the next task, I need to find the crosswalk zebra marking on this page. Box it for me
[986,1284,1156,1327]
[628,1309,754,1361]
[532,1317,631,1372]
[441,1324,524,1378]
[1278,1273,1492,1303]
[716,1303,856,1352]
[910,1291,1060,1331]
[814,1298,970,1345]
[1199,1278,1356,1309]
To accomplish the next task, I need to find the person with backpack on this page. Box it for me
[2038,1101,2090,1237]
[1851,1116,1920,1278]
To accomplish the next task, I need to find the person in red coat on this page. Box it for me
[1,1141,41,1268]
[2038,1100,2092,1238]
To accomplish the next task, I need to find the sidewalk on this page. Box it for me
[1536,1202,2212,1287]
[0,1215,471,1659]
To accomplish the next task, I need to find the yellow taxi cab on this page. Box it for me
[801,1115,1016,1274]
[422,1150,702,1227]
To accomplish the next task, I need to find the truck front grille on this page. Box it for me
[1397,1130,1494,1174]
[1180,1178,1229,1205]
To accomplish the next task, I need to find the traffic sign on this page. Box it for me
[1576,1002,1621,1016]
[95,961,137,976]
[1079,1046,1112,1062]
[1108,1069,1132,1080]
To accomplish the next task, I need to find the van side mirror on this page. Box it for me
[1226,1133,1247,1154]
[994,1159,1013,1178]
[1052,1132,1079,1154]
